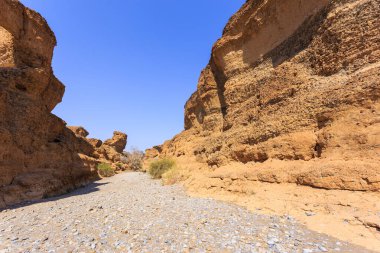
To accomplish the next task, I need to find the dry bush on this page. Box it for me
[123,149,144,171]
[148,158,175,179]
[161,166,189,185]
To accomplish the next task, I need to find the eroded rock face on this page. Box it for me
[67,126,90,138]
[145,146,162,160]
[99,132,127,164]
[68,129,128,164]
[87,138,103,148]
[104,131,128,154]
[148,0,380,191]
[0,0,124,208]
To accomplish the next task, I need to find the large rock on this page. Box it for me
[104,131,127,153]
[0,0,100,208]
[87,138,103,148]
[67,126,89,138]
[68,128,128,164]
[147,0,380,191]
[97,131,128,164]
[145,146,162,160]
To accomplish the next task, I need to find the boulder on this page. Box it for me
[104,131,127,153]
[87,138,103,148]
[68,126,89,138]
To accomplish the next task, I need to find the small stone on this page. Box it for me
[267,239,277,247]
[305,212,316,217]
[270,223,280,228]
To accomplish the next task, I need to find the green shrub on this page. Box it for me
[148,158,175,179]
[97,163,115,177]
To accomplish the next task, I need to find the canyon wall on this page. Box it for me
[0,0,126,208]
[147,0,380,191]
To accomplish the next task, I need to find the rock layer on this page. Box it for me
[68,129,128,165]
[0,0,127,208]
[148,0,380,191]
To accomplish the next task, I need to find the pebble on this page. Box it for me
[305,212,316,217]
[0,172,371,252]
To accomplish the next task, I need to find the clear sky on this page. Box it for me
[20,0,245,151]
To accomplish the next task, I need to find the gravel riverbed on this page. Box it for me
[0,172,374,253]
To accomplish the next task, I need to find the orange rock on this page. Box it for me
[0,0,128,207]
[147,0,380,191]
[68,126,90,138]
[87,138,103,148]
[104,131,127,154]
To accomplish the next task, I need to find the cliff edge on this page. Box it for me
[0,0,127,208]
[146,0,380,249]
[148,0,380,191]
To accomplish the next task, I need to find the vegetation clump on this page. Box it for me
[123,149,144,171]
[115,162,125,171]
[97,163,115,177]
[148,158,175,179]
[161,166,189,185]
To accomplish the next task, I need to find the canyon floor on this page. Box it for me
[0,172,374,253]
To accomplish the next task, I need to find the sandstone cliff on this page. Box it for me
[146,0,380,248]
[148,0,380,192]
[0,0,127,208]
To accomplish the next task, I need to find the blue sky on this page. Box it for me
[20,0,245,151]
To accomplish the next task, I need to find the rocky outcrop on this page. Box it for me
[68,129,128,165]
[145,145,162,160]
[0,0,127,208]
[147,0,380,192]
[67,126,90,138]
[87,138,103,148]
[104,131,128,154]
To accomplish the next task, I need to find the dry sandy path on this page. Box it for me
[0,172,374,252]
